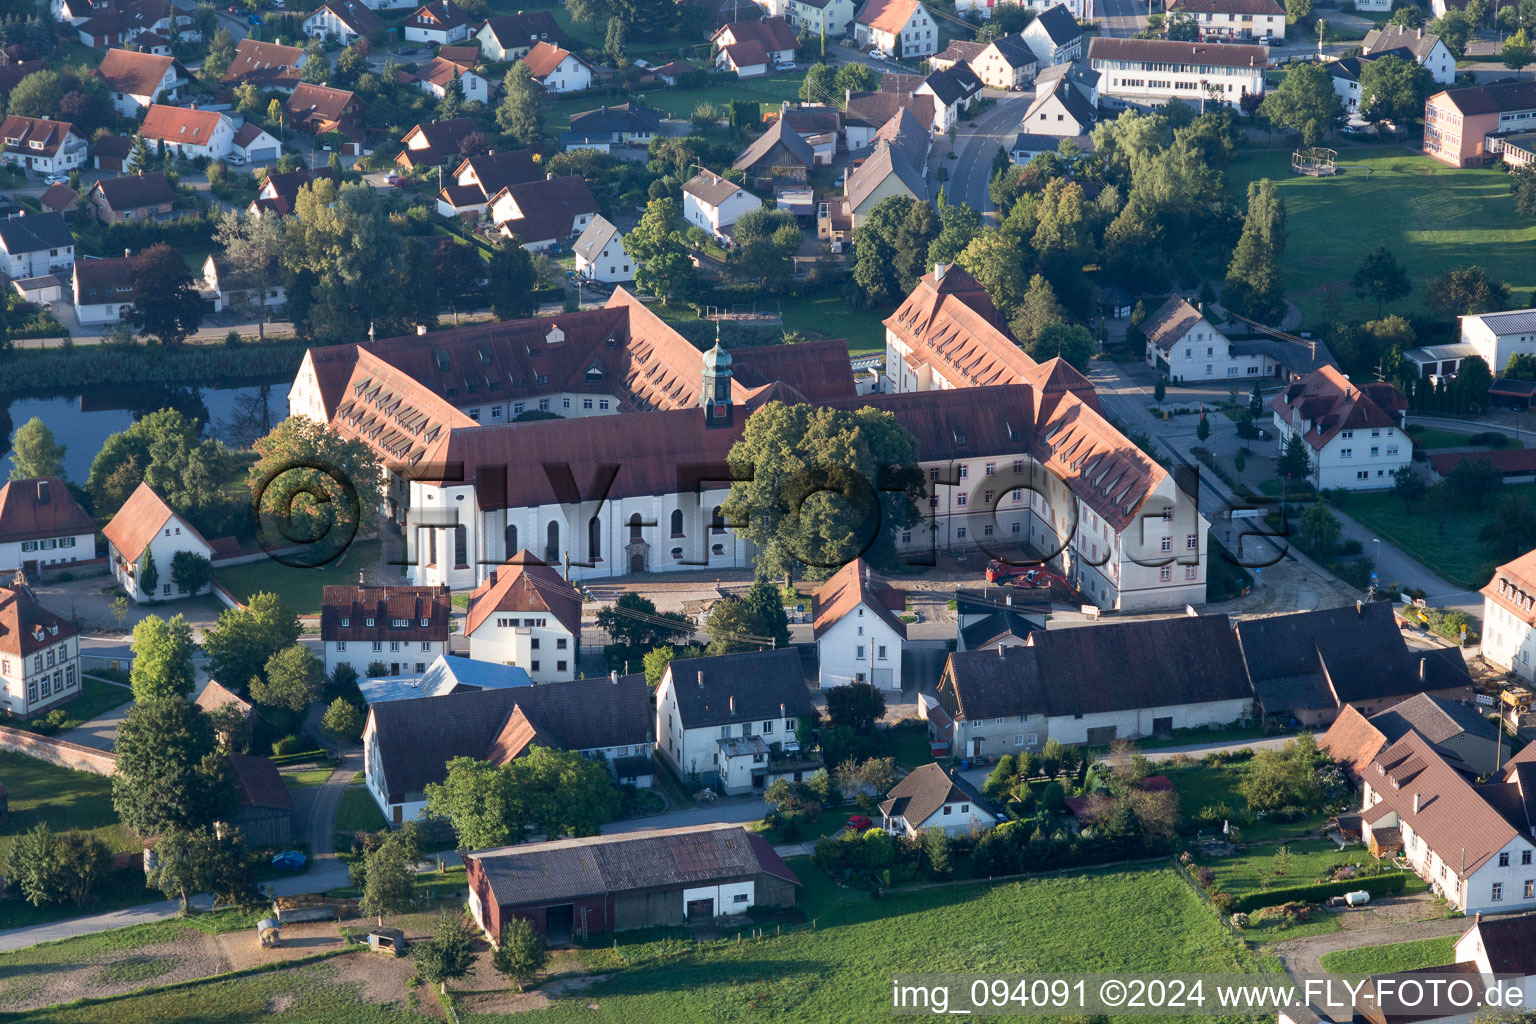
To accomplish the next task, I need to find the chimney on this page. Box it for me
[124,248,131,258]
[416,324,428,335]
[1005,593,1012,606]
[357,570,365,591]
[546,171,554,180]
[729,694,736,714]
[1419,657,1426,682]
[697,669,704,688]
[34,480,48,505]
[934,261,945,283]
[1355,600,1364,617]
[997,645,1004,659]
[488,569,497,585]
[779,701,785,719]
[1412,792,1420,814]
[611,669,619,685]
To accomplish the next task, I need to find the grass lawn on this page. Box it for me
[1204,839,1370,897]
[282,768,333,788]
[883,724,934,770]
[1239,911,1344,945]
[1319,936,1457,976]
[521,865,1265,1023]
[214,539,383,614]
[1227,148,1536,327]
[1330,484,1531,589]
[1159,761,1330,844]
[0,751,132,860]
[11,679,130,736]
[1408,426,1521,449]
[748,809,853,846]
[777,293,890,356]
[334,785,387,835]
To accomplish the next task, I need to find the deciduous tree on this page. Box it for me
[1223,178,1288,323]
[1258,63,1341,144]
[322,697,362,758]
[203,591,302,692]
[251,643,323,713]
[248,416,382,559]
[128,243,204,345]
[491,918,547,991]
[1351,245,1412,316]
[7,417,66,481]
[1425,265,1511,318]
[112,700,232,835]
[1359,54,1435,126]
[130,613,197,703]
[413,912,478,994]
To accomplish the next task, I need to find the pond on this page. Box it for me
[3,379,291,481]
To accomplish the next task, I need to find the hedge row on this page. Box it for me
[0,340,311,394]
[1232,872,1408,914]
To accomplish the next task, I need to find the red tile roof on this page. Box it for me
[857,0,920,33]
[0,117,79,160]
[1269,365,1401,451]
[139,104,224,146]
[1320,702,1389,780]
[811,558,907,640]
[221,38,304,88]
[1429,448,1536,478]
[714,15,797,51]
[100,481,210,563]
[884,263,1037,389]
[320,584,451,642]
[523,40,578,79]
[0,478,95,546]
[95,48,179,98]
[465,550,582,637]
[1483,548,1536,629]
[0,584,78,658]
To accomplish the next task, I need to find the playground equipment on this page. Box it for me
[1292,147,1338,176]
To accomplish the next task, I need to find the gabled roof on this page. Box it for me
[987,34,1038,69]
[452,149,538,198]
[1466,308,1536,336]
[1025,77,1096,127]
[1142,296,1212,352]
[883,263,1031,387]
[1168,0,1281,13]
[523,40,584,79]
[222,38,304,88]
[880,762,989,826]
[320,584,451,642]
[664,647,813,729]
[139,104,225,146]
[464,549,581,637]
[467,824,798,906]
[1469,913,1536,976]
[857,0,920,33]
[716,14,797,49]
[572,213,622,262]
[1483,548,1536,629]
[101,481,210,563]
[1362,24,1444,62]
[921,63,982,107]
[491,174,598,244]
[90,172,176,211]
[415,56,479,90]
[0,117,79,161]
[569,102,661,136]
[72,255,136,302]
[1429,78,1536,116]
[410,0,468,31]
[306,0,385,35]
[38,183,79,213]
[0,584,78,658]
[1269,365,1401,451]
[95,48,180,97]
[479,10,563,49]
[811,558,907,640]
[253,165,337,216]
[845,136,926,212]
[1029,3,1081,46]
[194,678,254,719]
[721,39,771,69]
[0,478,94,544]
[366,672,651,800]
[934,39,986,65]
[682,168,746,207]
[397,116,476,167]
[959,608,1038,649]
[1088,36,1267,69]
[842,90,935,130]
[1034,59,1098,91]
[732,117,815,171]
[285,82,362,124]
[0,211,73,256]
[226,753,294,812]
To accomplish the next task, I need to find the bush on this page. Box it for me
[272,734,301,755]
[1210,892,1236,914]
[1231,872,1408,914]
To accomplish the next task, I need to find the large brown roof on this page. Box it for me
[95,49,179,98]
[1270,365,1401,452]
[1432,79,1536,116]
[320,584,451,642]
[285,82,362,126]
[140,104,225,146]
[1089,36,1267,68]
[0,117,79,161]
[880,762,989,827]
[522,40,581,79]
[1167,0,1282,13]
[1142,296,1209,353]
[222,38,305,88]
[101,482,211,563]
[714,15,797,50]
[226,753,294,812]
[0,584,78,658]
[464,550,581,637]
[884,264,1033,389]
[1470,913,1536,975]
[90,171,176,212]
[1320,703,1389,780]
[491,174,598,244]
[0,478,94,545]
[857,0,920,33]
[811,558,907,640]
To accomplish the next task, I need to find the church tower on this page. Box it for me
[701,323,734,426]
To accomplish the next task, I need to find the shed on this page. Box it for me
[223,753,295,848]
[12,275,62,304]
[367,927,407,955]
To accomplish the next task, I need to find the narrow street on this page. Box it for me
[943,92,1035,223]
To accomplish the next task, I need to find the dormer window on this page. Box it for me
[341,617,350,627]
[365,617,376,627]
[392,618,408,628]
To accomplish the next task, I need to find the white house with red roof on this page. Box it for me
[0,579,82,720]
[854,0,937,57]
[0,478,96,575]
[1269,366,1411,490]
[230,121,282,163]
[1482,550,1536,684]
[139,103,234,161]
[96,49,187,118]
[811,558,907,690]
[464,551,581,681]
[320,583,451,678]
[521,41,592,94]
[404,0,470,43]
[712,16,797,75]
[100,481,215,603]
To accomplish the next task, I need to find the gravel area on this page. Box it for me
[0,931,228,1014]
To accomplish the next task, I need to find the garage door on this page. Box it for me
[246,147,276,162]
[686,898,714,920]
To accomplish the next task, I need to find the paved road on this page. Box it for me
[56,679,132,752]
[945,92,1034,225]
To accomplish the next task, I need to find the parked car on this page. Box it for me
[44,173,67,185]
[845,815,873,834]
[398,45,417,54]
[226,154,246,166]
[868,48,886,60]
[774,60,795,72]
[247,12,262,25]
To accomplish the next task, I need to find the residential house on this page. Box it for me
[779,103,840,163]
[1235,600,1474,725]
[881,762,996,837]
[463,550,581,682]
[817,108,929,245]
[936,614,1254,757]
[404,0,470,43]
[0,117,87,176]
[1010,132,1065,163]
[1089,37,1266,110]
[1357,734,1536,914]
[1325,55,1374,116]
[1447,913,1536,1003]
[1021,77,1097,136]
[230,122,282,164]
[811,558,906,689]
[72,255,137,324]
[395,117,478,170]
[786,0,856,40]
[1021,3,1083,64]
[654,647,817,794]
[713,16,797,74]
[435,149,538,218]
[139,104,235,161]
[1166,0,1284,42]
[249,166,338,216]
[952,587,1048,652]
[437,44,480,68]
[406,56,490,104]
[572,215,634,284]
[488,173,599,248]
[0,478,95,575]
[928,38,985,71]
[853,0,938,57]
[92,135,133,173]
[86,172,177,224]
[363,670,653,822]
[221,754,294,848]
[37,184,79,216]
[284,83,367,141]
[1362,25,1455,85]
[221,39,307,92]
[464,825,799,944]
[881,263,1208,610]
[320,583,451,678]
[969,36,1038,90]
[0,212,74,280]
[731,118,815,182]
[1424,80,1536,168]
[199,253,285,313]
[1481,547,1536,684]
[915,63,983,132]
[96,49,186,118]
[682,169,763,241]
[0,580,82,720]
[563,103,661,152]
[522,41,592,94]
[1269,365,1411,490]
[195,680,256,746]
[1143,295,1277,382]
[842,90,935,148]
[100,481,215,602]
[1321,694,1510,784]
[474,10,564,60]
[303,0,386,43]
[1034,58,1099,104]
[653,59,697,85]
[75,0,188,50]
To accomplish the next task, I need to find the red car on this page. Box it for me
[845,815,873,834]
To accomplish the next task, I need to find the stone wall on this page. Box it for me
[0,726,116,776]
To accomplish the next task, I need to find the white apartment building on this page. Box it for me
[0,478,96,575]
[1482,550,1536,683]
[682,169,762,242]
[811,559,906,690]
[0,582,81,720]
[1166,0,1284,42]
[463,552,581,683]
[1089,37,1266,111]
[1143,296,1278,382]
[319,583,451,678]
[1269,366,1411,491]
[853,0,938,57]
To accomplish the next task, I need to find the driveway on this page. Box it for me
[56,681,132,751]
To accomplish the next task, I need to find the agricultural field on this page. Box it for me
[1227,148,1536,326]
